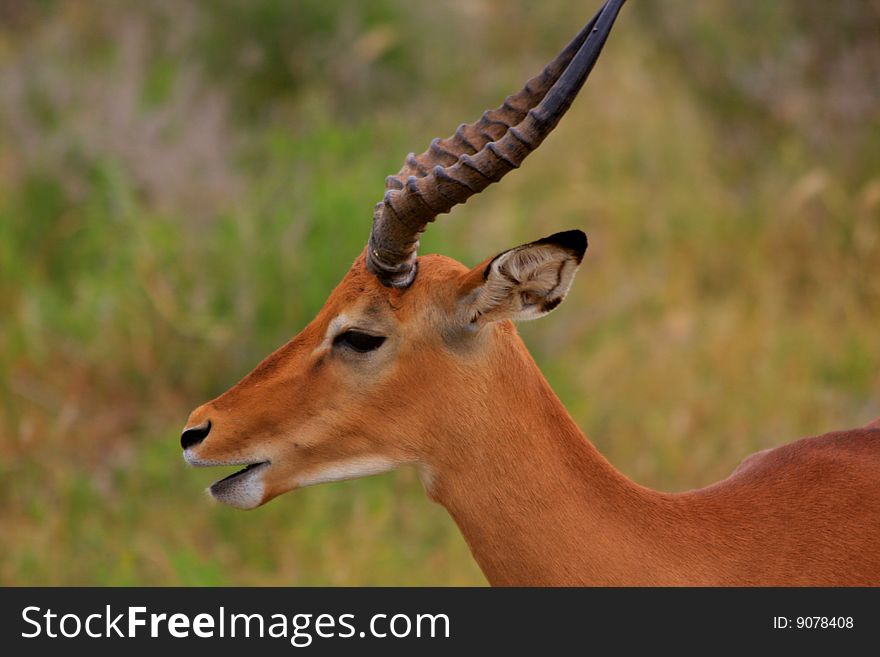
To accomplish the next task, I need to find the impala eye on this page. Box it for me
[333,330,386,353]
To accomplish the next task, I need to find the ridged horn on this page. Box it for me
[366,0,626,287]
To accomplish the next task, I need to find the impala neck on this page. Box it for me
[422,331,684,586]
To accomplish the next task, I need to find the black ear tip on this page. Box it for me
[537,229,588,263]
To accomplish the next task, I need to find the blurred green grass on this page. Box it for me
[1,0,879,585]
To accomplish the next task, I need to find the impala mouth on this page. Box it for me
[207,461,270,510]
[212,461,270,487]
[183,450,270,509]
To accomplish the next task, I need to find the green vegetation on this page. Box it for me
[1,0,878,585]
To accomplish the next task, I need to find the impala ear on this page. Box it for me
[459,230,587,326]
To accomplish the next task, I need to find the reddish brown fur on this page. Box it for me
[184,252,880,585]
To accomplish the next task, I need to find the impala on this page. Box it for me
[181,0,880,585]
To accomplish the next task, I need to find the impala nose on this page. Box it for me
[181,420,212,449]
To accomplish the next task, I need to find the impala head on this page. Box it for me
[181,0,625,509]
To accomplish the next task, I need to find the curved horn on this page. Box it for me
[366,0,627,287]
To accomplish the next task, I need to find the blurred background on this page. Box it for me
[2,0,879,585]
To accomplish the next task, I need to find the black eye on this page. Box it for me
[333,330,386,353]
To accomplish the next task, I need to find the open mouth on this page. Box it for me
[209,461,269,492]
[184,451,271,509]
[210,461,270,489]
[207,461,270,509]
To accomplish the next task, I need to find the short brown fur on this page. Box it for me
[185,253,880,586]
[182,1,878,585]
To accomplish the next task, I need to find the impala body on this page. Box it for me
[181,0,880,585]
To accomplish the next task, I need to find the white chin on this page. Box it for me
[208,463,268,510]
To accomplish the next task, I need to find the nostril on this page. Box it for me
[180,420,212,450]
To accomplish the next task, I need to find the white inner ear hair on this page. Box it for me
[466,244,580,323]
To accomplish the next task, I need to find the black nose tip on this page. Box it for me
[181,420,211,449]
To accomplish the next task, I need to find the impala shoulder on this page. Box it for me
[730,425,880,481]
[731,447,775,476]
